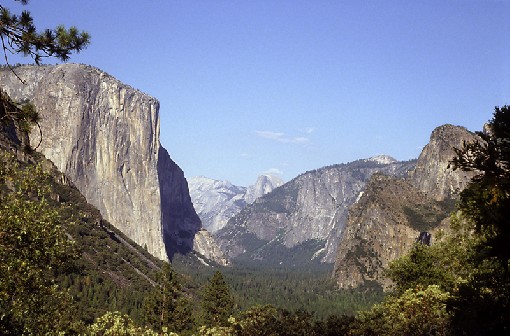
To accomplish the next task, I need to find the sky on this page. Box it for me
[5,1,510,186]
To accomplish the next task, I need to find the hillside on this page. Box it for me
[0,89,163,325]
[333,124,479,289]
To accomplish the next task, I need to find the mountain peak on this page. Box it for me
[364,155,397,164]
[245,174,285,204]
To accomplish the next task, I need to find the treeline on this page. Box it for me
[172,257,383,320]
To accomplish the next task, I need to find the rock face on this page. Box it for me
[157,147,201,258]
[333,125,478,289]
[0,64,202,261]
[215,157,416,264]
[244,174,284,204]
[189,174,283,233]
[411,124,479,201]
[188,177,247,233]
[193,229,230,266]
[333,174,451,289]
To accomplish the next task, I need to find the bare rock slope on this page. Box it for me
[215,156,415,264]
[188,174,284,233]
[333,125,479,289]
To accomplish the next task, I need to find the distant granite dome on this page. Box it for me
[364,155,397,165]
[189,174,284,233]
[245,174,285,204]
[189,176,247,233]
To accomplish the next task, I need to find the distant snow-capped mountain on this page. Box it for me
[188,175,284,233]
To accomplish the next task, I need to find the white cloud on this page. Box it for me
[255,130,310,144]
[262,168,283,176]
[255,130,285,141]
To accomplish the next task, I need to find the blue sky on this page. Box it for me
[5,1,510,186]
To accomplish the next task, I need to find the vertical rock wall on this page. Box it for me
[0,64,201,261]
[411,124,479,200]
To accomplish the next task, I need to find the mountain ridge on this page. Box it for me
[333,124,479,289]
[189,174,284,233]
[214,156,416,264]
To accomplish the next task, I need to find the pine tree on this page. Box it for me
[201,271,234,327]
[448,106,510,334]
[142,263,193,333]
[0,0,89,80]
[451,105,510,273]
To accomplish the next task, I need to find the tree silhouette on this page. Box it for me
[0,0,89,80]
[201,271,234,327]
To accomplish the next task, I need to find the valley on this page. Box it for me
[0,62,507,334]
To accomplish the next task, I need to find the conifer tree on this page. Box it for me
[143,263,193,333]
[201,271,234,327]
[0,0,89,78]
[448,106,510,334]
[451,105,510,273]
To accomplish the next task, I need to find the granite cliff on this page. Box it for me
[333,125,479,289]
[0,64,224,263]
[214,156,416,264]
[411,124,478,201]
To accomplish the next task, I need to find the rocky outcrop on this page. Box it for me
[244,174,284,204]
[215,157,416,264]
[333,125,477,289]
[188,177,247,233]
[189,174,284,233]
[0,64,202,261]
[333,174,450,289]
[411,124,479,200]
[193,229,230,266]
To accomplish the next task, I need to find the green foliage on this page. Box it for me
[366,106,510,335]
[0,90,39,140]
[0,1,90,67]
[402,203,449,232]
[451,105,510,271]
[0,152,80,334]
[448,106,510,333]
[86,311,165,336]
[172,254,382,321]
[385,230,473,295]
[234,238,327,268]
[231,305,281,335]
[201,271,235,327]
[0,86,164,330]
[198,304,355,336]
[354,285,451,336]
[143,263,194,334]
